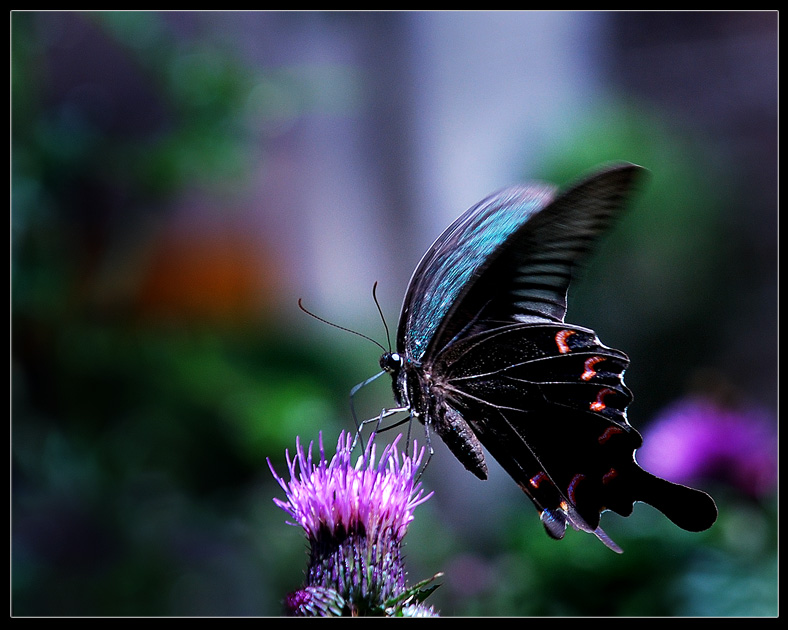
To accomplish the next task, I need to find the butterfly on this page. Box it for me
[376,162,717,552]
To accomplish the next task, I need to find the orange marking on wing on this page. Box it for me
[555,329,576,354]
[567,473,585,504]
[598,426,625,444]
[529,471,549,489]
[602,468,618,484]
[590,388,616,412]
[581,356,604,381]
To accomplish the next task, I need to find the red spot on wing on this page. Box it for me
[598,426,625,444]
[555,329,576,354]
[567,473,586,504]
[602,468,618,484]
[590,388,616,412]
[581,356,604,381]
[529,471,549,489]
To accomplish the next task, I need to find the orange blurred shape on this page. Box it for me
[136,225,279,325]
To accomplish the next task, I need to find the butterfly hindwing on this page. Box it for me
[434,323,633,542]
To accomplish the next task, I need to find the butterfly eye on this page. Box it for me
[379,352,402,373]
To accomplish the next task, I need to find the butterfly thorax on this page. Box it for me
[381,350,490,480]
[380,351,423,414]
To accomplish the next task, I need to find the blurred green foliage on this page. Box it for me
[12,11,351,615]
[430,492,777,616]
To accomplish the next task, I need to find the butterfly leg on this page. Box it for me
[349,370,387,436]
[350,369,397,451]
[351,405,409,452]
[410,411,433,483]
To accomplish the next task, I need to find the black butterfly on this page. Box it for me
[377,162,717,552]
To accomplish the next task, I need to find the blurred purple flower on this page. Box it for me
[638,395,777,498]
[268,431,439,617]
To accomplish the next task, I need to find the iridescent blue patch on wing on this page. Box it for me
[401,185,555,362]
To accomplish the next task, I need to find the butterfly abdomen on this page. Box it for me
[433,403,489,481]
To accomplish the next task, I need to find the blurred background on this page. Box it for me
[11,11,777,616]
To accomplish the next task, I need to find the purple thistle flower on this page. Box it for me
[268,431,439,617]
[638,395,777,499]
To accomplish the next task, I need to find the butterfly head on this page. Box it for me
[379,351,403,374]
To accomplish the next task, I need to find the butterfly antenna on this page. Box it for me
[371,281,393,353]
[298,298,387,353]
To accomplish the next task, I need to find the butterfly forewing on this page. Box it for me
[398,184,555,363]
[408,164,645,362]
